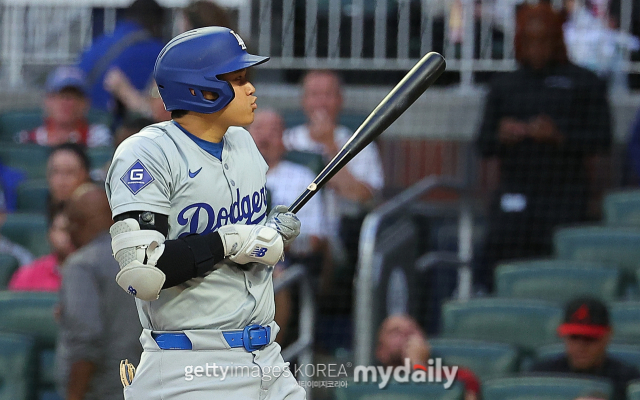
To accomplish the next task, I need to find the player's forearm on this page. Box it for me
[66,360,96,400]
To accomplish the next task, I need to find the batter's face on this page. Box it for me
[216,69,257,127]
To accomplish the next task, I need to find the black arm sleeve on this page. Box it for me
[114,212,226,288]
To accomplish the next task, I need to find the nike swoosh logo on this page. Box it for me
[188,167,202,178]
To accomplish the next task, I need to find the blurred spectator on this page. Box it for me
[103,74,170,123]
[562,0,639,91]
[284,70,384,268]
[55,184,141,400]
[376,314,480,400]
[574,392,609,400]
[249,109,329,345]
[626,106,640,183]
[16,66,111,148]
[476,3,611,291]
[0,162,26,213]
[180,0,232,31]
[104,0,232,123]
[531,297,640,400]
[47,143,92,219]
[8,207,74,292]
[78,0,164,115]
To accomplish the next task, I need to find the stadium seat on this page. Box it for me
[554,226,640,279]
[16,180,49,213]
[0,110,42,142]
[283,150,324,175]
[335,381,464,400]
[495,259,620,303]
[482,376,612,400]
[86,147,113,170]
[0,332,36,400]
[603,190,640,227]
[1,213,49,257]
[628,380,640,400]
[610,301,640,344]
[0,255,19,290]
[536,343,640,371]
[0,291,58,346]
[441,299,562,353]
[429,339,519,381]
[0,145,50,179]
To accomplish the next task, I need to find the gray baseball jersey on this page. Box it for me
[105,121,275,332]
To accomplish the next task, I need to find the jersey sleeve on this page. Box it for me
[105,135,172,217]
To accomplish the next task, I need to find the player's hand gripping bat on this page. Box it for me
[288,52,446,213]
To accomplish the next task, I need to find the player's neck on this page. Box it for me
[174,114,228,143]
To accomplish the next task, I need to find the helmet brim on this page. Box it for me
[207,53,270,79]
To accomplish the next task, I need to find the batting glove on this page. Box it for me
[266,205,301,246]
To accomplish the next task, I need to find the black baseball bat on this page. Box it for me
[289,52,446,213]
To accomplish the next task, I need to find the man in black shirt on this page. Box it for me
[475,3,612,290]
[531,297,640,400]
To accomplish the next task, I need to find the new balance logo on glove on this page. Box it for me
[250,247,268,258]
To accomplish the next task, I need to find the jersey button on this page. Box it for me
[230,180,235,186]
[224,164,229,170]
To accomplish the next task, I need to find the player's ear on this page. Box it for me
[202,91,219,101]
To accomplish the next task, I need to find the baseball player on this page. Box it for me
[105,27,306,400]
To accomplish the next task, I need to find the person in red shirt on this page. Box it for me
[376,315,480,400]
[8,207,75,291]
[16,66,111,148]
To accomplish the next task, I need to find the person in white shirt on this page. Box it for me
[283,70,384,269]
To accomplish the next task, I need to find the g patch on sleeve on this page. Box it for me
[121,160,155,195]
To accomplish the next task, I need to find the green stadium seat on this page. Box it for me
[335,382,464,400]
[610,302,640,344]
[0,110,42,142]
[441,299,563,353]
[0,332,36,400]
[87,147,113,170]
[283,150,324,175]
[1,213,49,257]
[16,180,49,213]
[495,260,620,303]
[0,255,19,290]
[536,343,640,371]
[429,339,519,381]
[0,145,50,179]
[554,226,640,279]
[628,380,640,400]
[603,190,640,226]
[482,376,612,400]
[0,291,58,347]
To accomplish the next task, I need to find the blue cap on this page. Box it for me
[45,66,88,95]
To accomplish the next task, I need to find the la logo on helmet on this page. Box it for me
[230,30,246,50]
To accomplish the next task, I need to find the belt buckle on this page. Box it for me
[242,324,269,352]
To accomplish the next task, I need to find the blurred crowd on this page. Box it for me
[1,0,640,399]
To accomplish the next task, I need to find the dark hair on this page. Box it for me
[183,0,232,30]
[49,142,91,173]
[171,110,189,119]
[47,201,66,227]
[124,0,165,38]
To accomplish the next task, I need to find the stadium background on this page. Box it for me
[1,0,640,399]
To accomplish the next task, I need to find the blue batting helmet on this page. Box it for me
[154,27,269,114]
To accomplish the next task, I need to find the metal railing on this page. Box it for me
[1,0,639,89]
[272,263,315,399]
[354,176,473,366]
